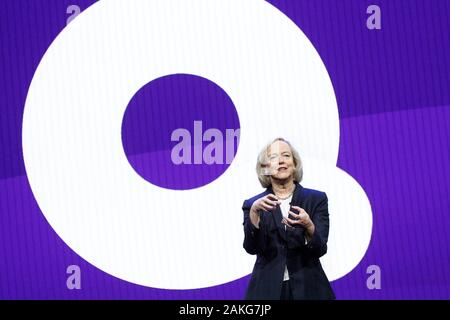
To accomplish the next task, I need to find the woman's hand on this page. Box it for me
[249,194,281,228]
[282,206,315,240]
[251,194,281,213]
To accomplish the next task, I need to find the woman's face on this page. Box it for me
[267,140,295,181]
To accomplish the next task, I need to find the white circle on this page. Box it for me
[23,0,370,289]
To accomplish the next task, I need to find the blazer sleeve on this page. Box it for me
[305,193,330,258]
[242,199,267,255]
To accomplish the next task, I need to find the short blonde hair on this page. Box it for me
[256,137,303,188]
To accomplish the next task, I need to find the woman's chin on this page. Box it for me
[272,173,292,181]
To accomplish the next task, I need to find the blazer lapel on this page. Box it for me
[272,203,286,241]
[267,182,303,241]
[289,182,304,211]
[266,186,283,241]
[267,182,304,241]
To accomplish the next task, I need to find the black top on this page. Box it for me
[242,182,336,300]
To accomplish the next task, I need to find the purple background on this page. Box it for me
[0,0,449,299]
[122,74,240,190]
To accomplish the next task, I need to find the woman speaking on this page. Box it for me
[242,137,335,300]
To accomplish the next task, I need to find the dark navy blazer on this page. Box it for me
[242,182,335,300]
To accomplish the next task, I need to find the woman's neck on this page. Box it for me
[271,179,295,198]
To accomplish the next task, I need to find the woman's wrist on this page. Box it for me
[305,222,315,238]
[249,207,261,228]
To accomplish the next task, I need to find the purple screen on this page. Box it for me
[0,0,449,299]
